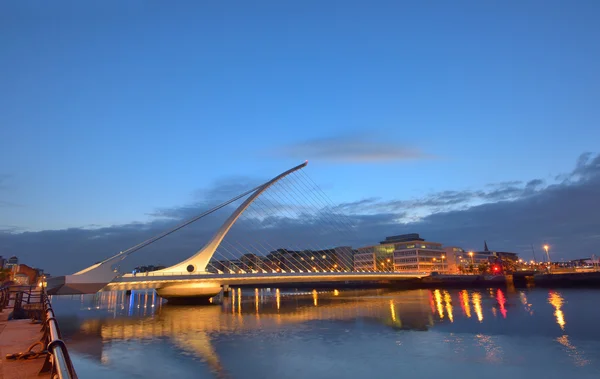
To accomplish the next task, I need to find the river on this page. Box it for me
[51,287,600,378]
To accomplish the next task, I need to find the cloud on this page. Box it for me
[2,153,600,275]
[272,134,429,163]
[333,179,546,217]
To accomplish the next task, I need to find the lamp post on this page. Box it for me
[543,245,550,262]
[468,252,474,273]
[544,244,551,272]
[441,255,446,273]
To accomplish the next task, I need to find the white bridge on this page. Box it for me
[47,162,426,301]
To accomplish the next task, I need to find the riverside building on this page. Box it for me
[354,233,449,273]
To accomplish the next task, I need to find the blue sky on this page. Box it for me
[1,1,600,272]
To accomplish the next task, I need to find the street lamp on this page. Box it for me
[441,255,446,272]
[543,245,550,263]
[543,244,551,272]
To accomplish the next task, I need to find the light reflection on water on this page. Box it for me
[52,288,600,379]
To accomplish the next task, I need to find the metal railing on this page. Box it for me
[3,285,78,379]
[0,285,10,311]
[119,270,429,278]
[38,290,78,379]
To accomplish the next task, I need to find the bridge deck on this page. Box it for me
[106,271,426,291]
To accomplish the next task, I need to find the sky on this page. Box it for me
[1,1,599,275]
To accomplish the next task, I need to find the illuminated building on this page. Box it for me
[5,255,18,269]
[354,233,448,273]
[354,244,395,271]
[443,247,465,274]
[392,235,447,273]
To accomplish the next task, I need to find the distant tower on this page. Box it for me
[484,241,489,252]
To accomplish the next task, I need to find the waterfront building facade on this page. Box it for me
[6,256,18,269]
[207,246,355,273]
[443,246,466,273]
[354,234,449,273]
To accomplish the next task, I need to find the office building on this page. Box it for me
[354,233,449,273]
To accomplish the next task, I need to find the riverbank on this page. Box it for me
[234,271,600,292]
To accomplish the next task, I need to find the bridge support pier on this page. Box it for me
[155,282,222,304]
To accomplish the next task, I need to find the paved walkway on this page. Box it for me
[0,308,50,379]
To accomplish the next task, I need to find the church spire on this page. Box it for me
[484,241,489,252]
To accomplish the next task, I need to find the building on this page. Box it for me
[207,246,355,274]
[354,244,395,271]
[5,256,18,269]
[443,247,466,274]
[0,256,6,269]
[11,264,41,285]
[354,233,448,273]
[265,247,354,272]
[393,235,447,273]
[457,242,520,273]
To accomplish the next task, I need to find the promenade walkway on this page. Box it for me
[0,311,49,378]
[0,288,49,379]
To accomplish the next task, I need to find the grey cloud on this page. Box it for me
[486,180,523,188]
[526,179,544,189]
[272,134,430,163]
[2,153,599,275]
[336,180,543,216]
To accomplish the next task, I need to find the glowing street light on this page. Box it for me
[543,245,550,262]
[441,255,446,272]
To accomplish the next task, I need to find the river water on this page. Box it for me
[51,287,600,379]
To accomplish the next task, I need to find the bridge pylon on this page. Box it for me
[46,161,308,296]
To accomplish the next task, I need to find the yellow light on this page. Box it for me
[386,258,391,262]
[276,288,280,311]
[434,290,444,319]
[389,300,397,322]
[441,255,445,259]
[255,288,259,314]
[443,291,453,322]
[549,292,566,330]
[469,252,474,256]
[312,289,318,306]
[472,292,483,322]
[461,290,471,318]
[544,245,549,251]
[333,289,339,296]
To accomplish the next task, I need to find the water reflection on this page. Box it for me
[497,289,507,319]
[52,288,600,379]
[548,291,566,330]
[460,290,471,318]
[434,289,444,319]
[443,291,453,323]
[472,292,483,322]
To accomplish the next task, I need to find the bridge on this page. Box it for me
[47,161,426,301]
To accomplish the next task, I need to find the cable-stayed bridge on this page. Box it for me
[47,162,426,301]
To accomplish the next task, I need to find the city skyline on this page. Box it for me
[1,1,600,274]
